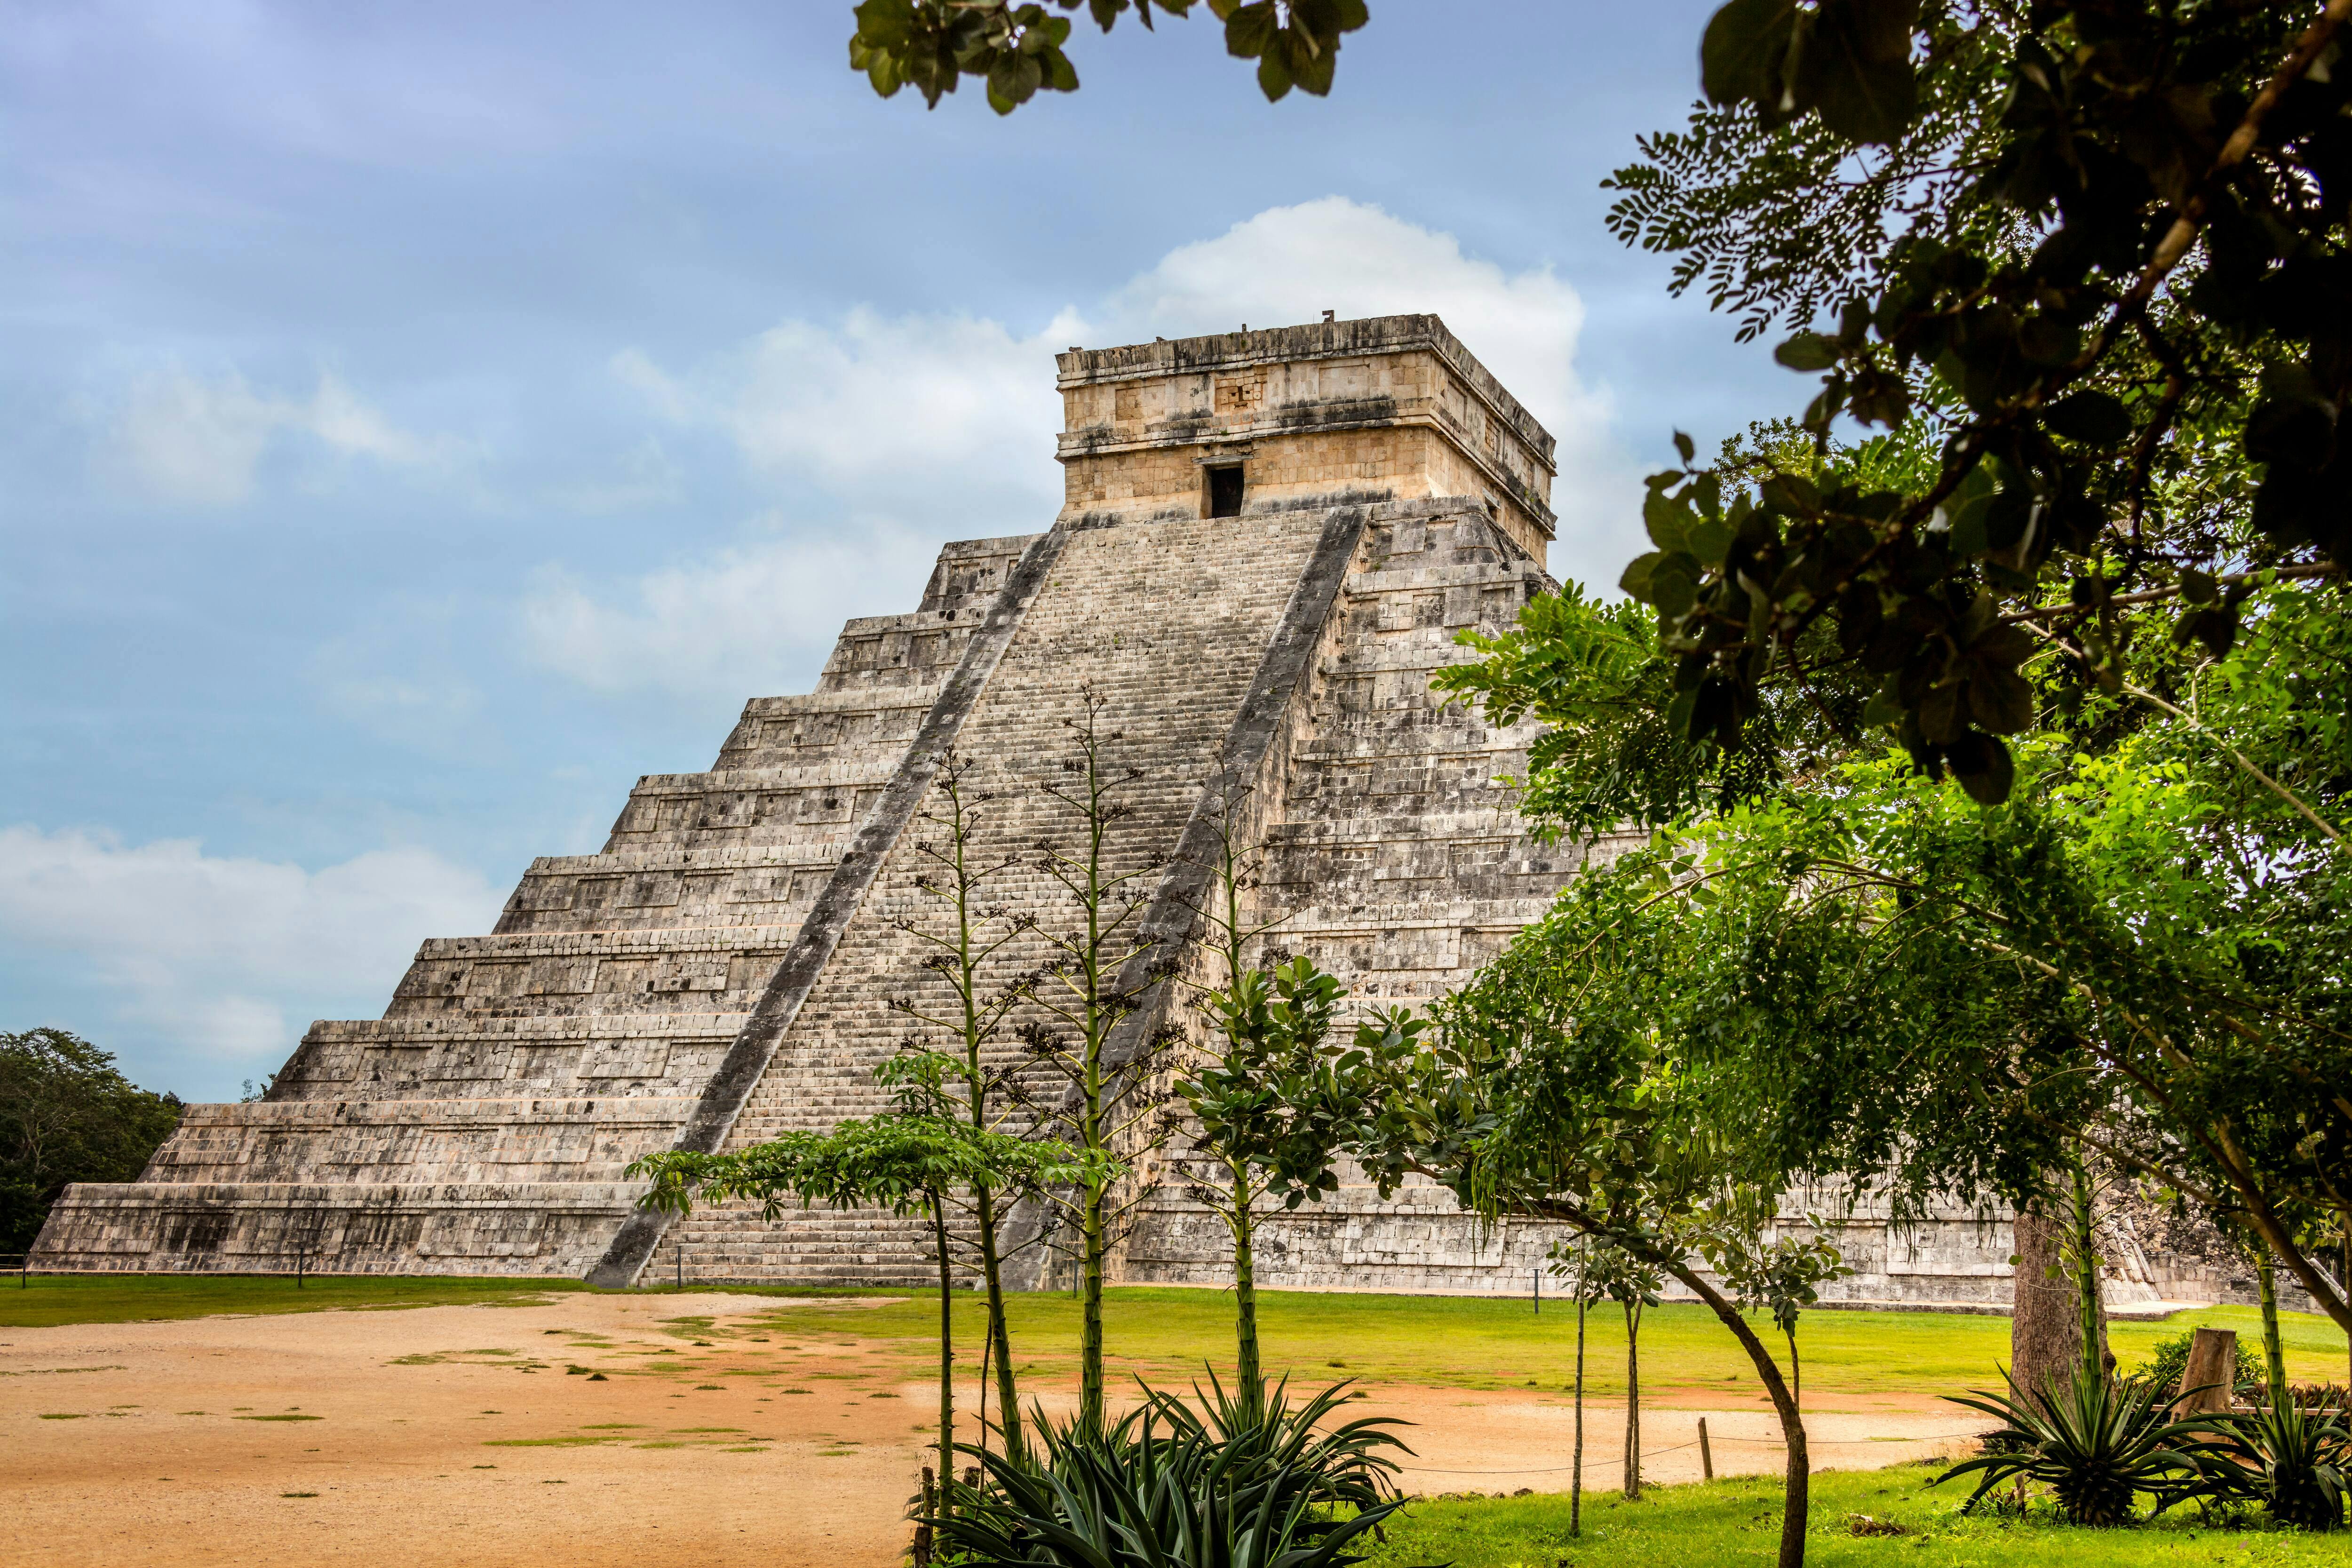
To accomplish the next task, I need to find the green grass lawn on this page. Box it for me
[1359,1463,2352,1566]
[733,1286,2351,1401]
[0,1273,588,1328]
[7,1274,2345,1407]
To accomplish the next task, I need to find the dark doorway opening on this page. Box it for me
[1207,464,1245,518]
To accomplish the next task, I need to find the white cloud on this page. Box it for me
[1096,198,1638,579]
[614,307,1073,508]
[110,367,446,506]
[0,825,502,1071]
[1106,197,1596,435]
[570,198,1643,700]
[520,524,942,698]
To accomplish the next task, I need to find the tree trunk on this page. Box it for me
[2256,1252,2289,1405]
[1232,1178,1262,1418]
[930,1194,955,1515]
[1079,1178,1106,1432]
[972,1183,1025,1461]
[2178,1326,2239,1415]
[1653,1251,1808,1568]
[2012,1205,2083,1404]
[1527,1203,1808,1568]
[1571,1294,1586,1538]
[2069,1160,2108,1384]
[1622,1300,1642,1499]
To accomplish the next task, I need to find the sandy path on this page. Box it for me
[1,1293,1976,1566]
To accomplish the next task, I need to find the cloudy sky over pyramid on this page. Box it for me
[0,0,1800,1100]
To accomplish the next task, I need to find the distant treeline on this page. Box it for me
[1,1028,183,1255]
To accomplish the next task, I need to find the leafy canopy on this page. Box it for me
[847,0,1367,115]
[1612,0,2352,804]
[0,1028,182,1255]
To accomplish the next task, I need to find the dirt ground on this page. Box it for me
[0,1292,1977,1567]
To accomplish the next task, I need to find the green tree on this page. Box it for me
[1463,631,2352,1350]
[1177,953,1356,1409]
[1345,972,1823,1568]
[1582,1239,1664,1499]
[886,752,1043,1458]
[631,1093,1109,1500]
[1547,1238,1605,1536]
[1163,799,1376,1418]
[1609,0,2352,805]
[1447,525,2352,1345]
[0,1028,181,1254]
[1016,691,1178,1432]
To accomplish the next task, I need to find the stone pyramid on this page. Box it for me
[35,315,2034,1306]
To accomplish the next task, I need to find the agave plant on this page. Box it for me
[1936,1365,2204,1525]
[1139,1371,1413,1513]
[2182,1396,2351,1530]
[933,1409,1427,1568]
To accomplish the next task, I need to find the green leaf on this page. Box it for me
[1966,667,2035,735]
[1673,430,1696,463]
[1952,734,2015,804]
[1759,472,1823,516]
[1774,332,1840,372]
[1687,516,1732,568]
[1255,43,1294,100]
[1644,489,1695,553]
[1619,551,1663,602]
[1223,0,1279,57]
[1666,685,1700,739]
[1946,492,1991,557]
[987,50,1044,112]
[2042,390,2132,447]
[1701,0,1799,108]
[1799,0,1920,145]
[1651,556,1701,619]
[1917,683,1963,745]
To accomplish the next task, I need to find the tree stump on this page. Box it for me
[2175,1327,2238,1415]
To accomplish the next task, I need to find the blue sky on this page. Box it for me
[0,0,1804,1101]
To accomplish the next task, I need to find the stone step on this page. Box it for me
[714,688,944,768]
[386,927,795,1019]
[496,845,846,935]
[143,1098,694,1184]
[34,1180,646,1275]
[278,1014,746,1100]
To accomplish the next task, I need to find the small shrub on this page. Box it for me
[1937,1366,2203,1525]
[932,1375,1422,1567]
[2183,1397,2351,1530]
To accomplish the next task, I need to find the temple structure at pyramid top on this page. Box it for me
[1051,314,1556,553]
[36,314,2218,1312]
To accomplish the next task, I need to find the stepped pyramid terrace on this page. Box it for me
[40,313,2190,1308]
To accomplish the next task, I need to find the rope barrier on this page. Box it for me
[1403,1431,1985,1476]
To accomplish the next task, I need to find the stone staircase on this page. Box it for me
[1113,503,1637,1294]
[659,506,1346,1285]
